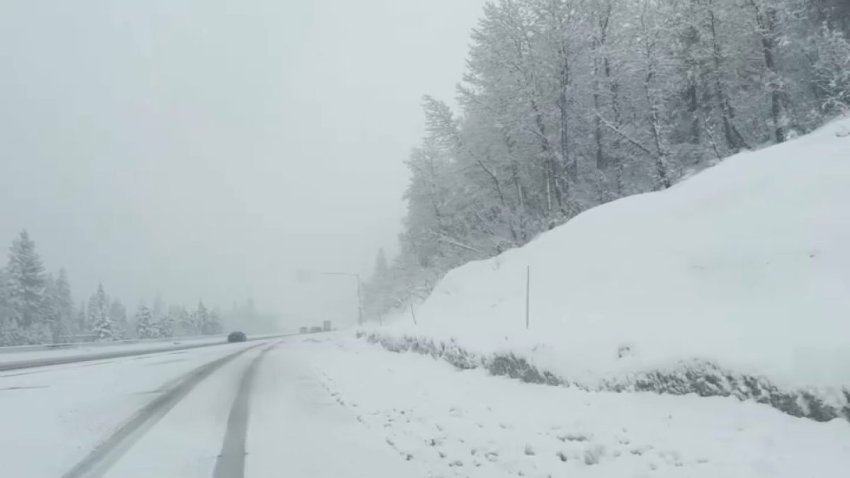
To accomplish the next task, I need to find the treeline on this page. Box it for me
[0,230,223,346]
[364,0,850,318]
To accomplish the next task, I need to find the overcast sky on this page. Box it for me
[0,0,486,327]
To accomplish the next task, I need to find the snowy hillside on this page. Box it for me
[371,119,850,413]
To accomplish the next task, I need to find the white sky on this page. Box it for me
[0,0,487,328]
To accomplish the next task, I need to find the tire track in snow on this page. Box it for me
[61,342,266,478]
[212,342,278,478]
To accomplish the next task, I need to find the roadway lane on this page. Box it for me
[100,346,271,478]
[99,340,419,478]
[0,334,289,371]
[0,336,419,478]
[0,341,263,477]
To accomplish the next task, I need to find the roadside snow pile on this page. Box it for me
[366,118,850,421]
[309,337,850,478]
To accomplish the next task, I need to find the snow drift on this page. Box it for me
[368,118,850,420]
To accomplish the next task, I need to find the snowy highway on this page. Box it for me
[1,334,849,478]
[0,336,414,478]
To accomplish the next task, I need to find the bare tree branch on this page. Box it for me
[594,110,656,158]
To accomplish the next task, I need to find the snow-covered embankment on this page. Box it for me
[364,118,850,422]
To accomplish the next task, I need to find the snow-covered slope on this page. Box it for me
[376,118,850,401]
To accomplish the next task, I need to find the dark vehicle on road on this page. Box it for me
[227,331,247,343]
[309,326,322,333]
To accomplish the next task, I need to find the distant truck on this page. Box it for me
[309,326,322,333]
[322,320,332,332]
[299,326,308,334]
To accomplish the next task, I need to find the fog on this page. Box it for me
[0,0,486,328]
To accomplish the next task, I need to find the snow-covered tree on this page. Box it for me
[44,269,73,343]
[364,0,850,320]
[192,301,208,335]
[74,302,87,338]
[171,304,192,336]
[0,268,18,345]
[206,309,223,335]
[5,230,47,331]
[151,295,165,322]
[88,284,112,341]
[108,299,128,339]
[154,310,175,338]
[0,268,8,310]
[808,24,850,114]
[189,301,221,335]
[135,304,154,339]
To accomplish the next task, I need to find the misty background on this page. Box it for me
[0,0,486,328]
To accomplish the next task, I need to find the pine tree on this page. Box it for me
[171,305,192,336]
[108,300,128,339]
[54,270,73,338]
[206,309,223,335]
[74,302,87,338]
[5,230,47,332]
[193,301,209,335]
[88,284,112,341]
[154,310,175,338]
[151,295,166,321]
[0,268,17,345]
[44,273,72,343]
[135,304,154,339]
[0,268,8,309]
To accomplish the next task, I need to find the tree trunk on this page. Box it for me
[530,98,564,213]
[749,0,787,143]
[557,43,576,182]
[592,6,612,171]
[707,2,750,152]
[640,12,672,190]
[476,156,518,244]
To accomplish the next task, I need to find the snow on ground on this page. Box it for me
[247,340,424,478]
[3,334,848,477]
[300,335,850,478]
[373,118,850,394]
[0,342,255,477]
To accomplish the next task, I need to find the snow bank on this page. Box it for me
[312,336,850,478]
[370,118,850,418]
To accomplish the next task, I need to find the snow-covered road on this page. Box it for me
[0,341,260,476]
[0,336,414,478]
[0,334,288,371]
[1,334,848,477]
